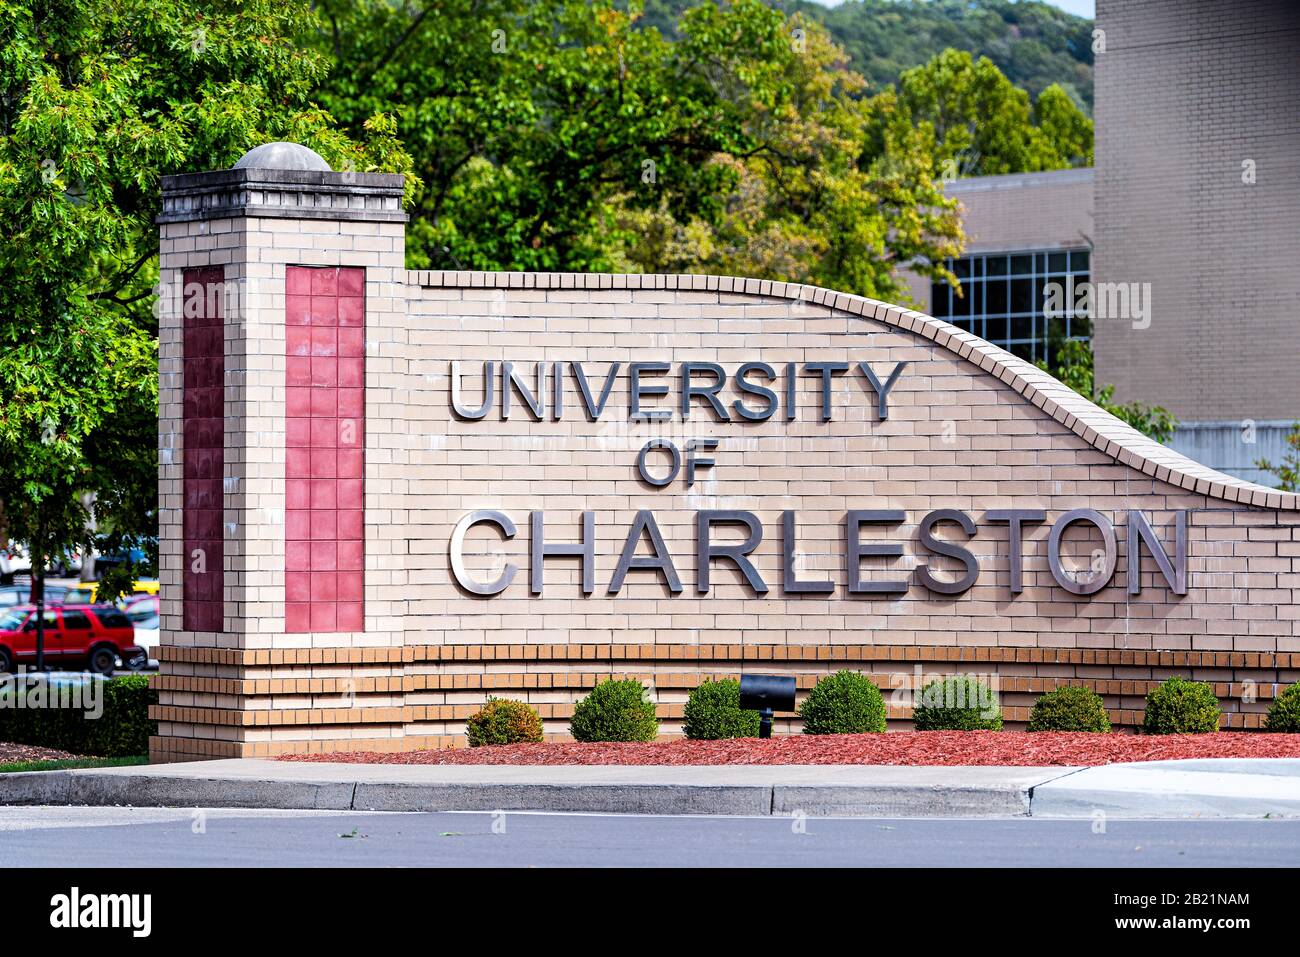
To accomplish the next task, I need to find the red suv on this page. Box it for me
[0,604,146,675]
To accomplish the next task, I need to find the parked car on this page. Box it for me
[123,594,160,665]
[62,579,161,604]
[0,584,69,607]
[0,542,31,583]
[47,548,83,577]
[93,542,155,576]
[0,603,146,674]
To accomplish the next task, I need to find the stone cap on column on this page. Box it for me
[158,141,406,224]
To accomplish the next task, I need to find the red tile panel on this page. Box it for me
[285,266,365,632]
[182,266,225,632]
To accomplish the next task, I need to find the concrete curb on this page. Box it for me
[351,782,771,815]
[1,759,1296,818]
[0,761,1077,818]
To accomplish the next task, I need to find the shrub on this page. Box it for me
[465,697,544,747]
[1027,686,1111,732]
[684,678,760,740]
[570,678,658,742]
[912,676,1003,731]
[1142,676,1221,734]
[1264,683,1300,732]
[0,674,155,756]
[799,671,886,735]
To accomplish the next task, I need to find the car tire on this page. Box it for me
[88,645,117,677]
[0,648,11,674]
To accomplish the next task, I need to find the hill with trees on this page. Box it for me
[637,0,1095,111]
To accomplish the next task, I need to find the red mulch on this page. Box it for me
[0,742,80,763]
[278,732,1300,768]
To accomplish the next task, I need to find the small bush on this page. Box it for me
[799,671,886,735]
[570,678,658,742]
[912,676,1003,731]
[465,697,544,747]
[1142,676,1221,734]
[1265,683,1300,732]
[684,678,760,740]
[1027,686,1111,732]
[0,674,155,757]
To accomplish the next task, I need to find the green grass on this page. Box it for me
[0,755,148,774]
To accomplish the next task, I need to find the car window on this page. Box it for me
[64,590,94,604]
[0,610,27,630]
[61,610,92,629]
[126,603,158,623]
[22,611,58,631]
[93,608,132,629]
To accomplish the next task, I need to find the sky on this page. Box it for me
[805,0,1095,17]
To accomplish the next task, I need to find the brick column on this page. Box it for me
[154,147,407,760]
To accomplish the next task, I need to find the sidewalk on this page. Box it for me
[1,758,1298,818]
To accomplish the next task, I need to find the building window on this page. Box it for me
[929,249,1091,365]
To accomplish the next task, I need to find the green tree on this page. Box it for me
[314,0,962,300]
[893,49,1092,177]
[1256,423,1300,492]
[0,0,411,654]
[610,6,962,300]
[1037,340,1177,444]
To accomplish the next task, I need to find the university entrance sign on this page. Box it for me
[152,145,1300,760]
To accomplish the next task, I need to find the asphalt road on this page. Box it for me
[0,806,1298,867]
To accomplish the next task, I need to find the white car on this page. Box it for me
[123,594,160,669]
[0,542,31,579]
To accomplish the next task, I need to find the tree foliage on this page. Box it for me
[1257,423,1300,493]
[893,48,1092,177]
[0,0,411,598]
[314,0,963,301]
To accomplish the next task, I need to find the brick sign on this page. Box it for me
[153,153,1300,760]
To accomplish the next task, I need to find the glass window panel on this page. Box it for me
[985,256,1007,277]
[1071,250,1090,271]
[930,283,950,317]
[951,286,971,317]
[953,258,972,280]
[986,280,1008,314]
[1010,278,1033,313]
[983,317,1009,343]
[1010,254,1033,275]
[1009,342,1036,362]
[1048,252,1068,273]
[61,610,91,629]
[1010,315,1035,340]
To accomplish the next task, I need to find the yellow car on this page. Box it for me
[63,580,161,605]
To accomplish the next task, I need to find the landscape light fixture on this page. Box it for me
[739,674,796,739]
